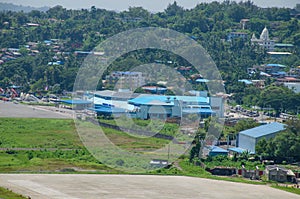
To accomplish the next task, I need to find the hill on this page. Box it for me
[0,2,49,12]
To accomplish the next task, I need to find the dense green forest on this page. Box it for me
[0,1,300,111]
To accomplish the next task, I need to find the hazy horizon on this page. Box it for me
[0,0,298,12]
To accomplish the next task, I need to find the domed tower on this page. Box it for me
[260,27,269,41]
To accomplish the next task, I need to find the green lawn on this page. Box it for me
[0,118,82,149]
[1,117,299,197]
[102,126,169,151]
[271,185,300,195]
[100,117,180,137]
[0,118,171,172]
[0,187,27,199]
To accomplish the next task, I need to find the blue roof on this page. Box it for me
[60,99,92,105]
[128,95,209,106]
[196,79,209,83]
[228,147,246,154]
[176,96,209,103]
[275,43,294,47]
[272,71,286,75]
[112,71,141,75]
[182,108,214,114]
[266,64,286,68]
[128,96,174,106]
[209,146,228,153]
[89,106,126,114]
[239,122,285,138]
[238,79,253,85]
[260,71,271,76]
[10,85,22,88]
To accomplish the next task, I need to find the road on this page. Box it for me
[0,174,299,199]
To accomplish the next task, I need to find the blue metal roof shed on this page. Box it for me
[196,78,209,83]
[128,95,210,106]
[238,122,285,154]
[60,99,92,105]
[228,147,246,154]
[208,146,229,157]
[266,64,286,68]
[238,79,253,85]
[239,122,285,139]
[60,99,92,110]
[90,106,126,114]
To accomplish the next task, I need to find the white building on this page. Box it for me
[251,27,275,51]
[105,71,145,91]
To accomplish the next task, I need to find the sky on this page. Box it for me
[0,0,298,12]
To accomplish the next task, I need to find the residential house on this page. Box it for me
[265,165,296,183]
[227,32,248,41]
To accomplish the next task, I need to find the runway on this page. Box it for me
[0,174,299,199]
[0,101,73,118]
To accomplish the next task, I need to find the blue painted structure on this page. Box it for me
[89,105,126,116]
[60,99,92,105]
[238,79,253,85]
[238,122,285,154]
[228,147,246,154]
[208,146,229,157]
[128,95,213,119]
[60,99,92,110]
[92,90,219,120]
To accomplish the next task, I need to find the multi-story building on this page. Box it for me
[105,71,145,91]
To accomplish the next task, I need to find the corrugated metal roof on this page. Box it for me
[94,90,140,99]
[196,78,209,83]
[238,79,253,85]
[128,95,209,106]
[60,99,92,105]
[228,147,246,154]
[209,146,228,153]
[89,106,126,113]
[182,108,214,114]
[128,96,174,106]
[266,64,286,67]
[239,122,285,138]
[275,43,294,47]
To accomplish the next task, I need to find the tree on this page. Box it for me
[228,5,246,22]
[165,1,184,17]
[256,138,268,155]
[233,119,259,135]
[259,86,295,116]
[240,150,250,160]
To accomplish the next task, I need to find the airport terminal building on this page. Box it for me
[88,90,223,119]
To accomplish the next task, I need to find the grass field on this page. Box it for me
[0,118,171,172]
[0,118,82,149]
[271,185,300,195]
[100,117,180,137]
[0,117,299,197]
[0,187,27,199]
